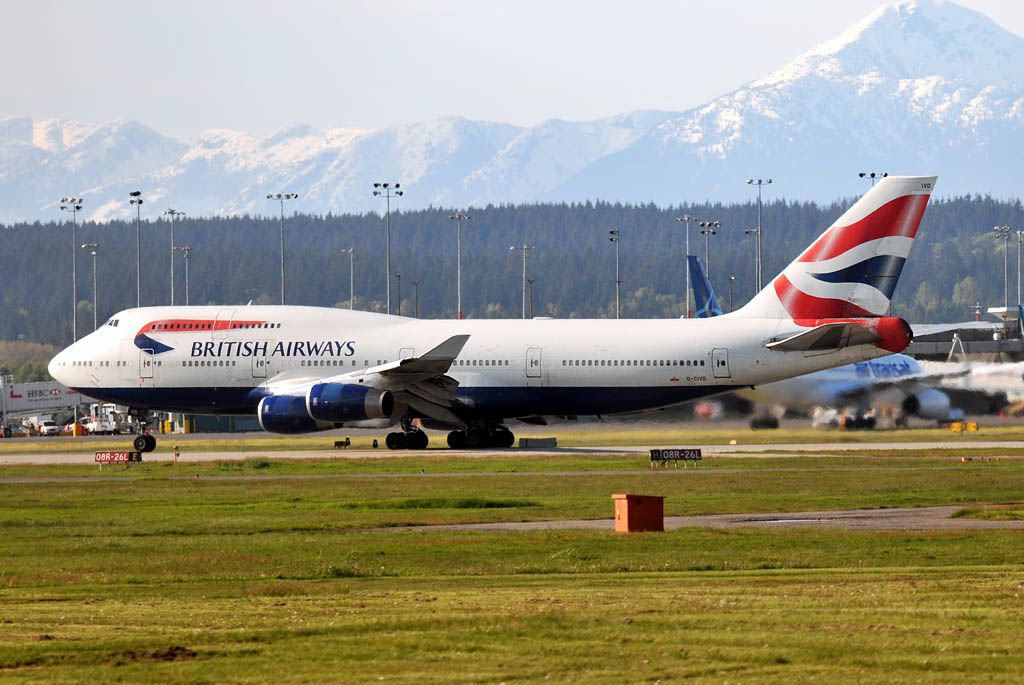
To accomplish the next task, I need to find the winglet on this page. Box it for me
[419,334,471,361]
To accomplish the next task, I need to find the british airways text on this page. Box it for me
[190,340,356,358]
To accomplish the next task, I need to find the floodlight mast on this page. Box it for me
[509,245,535,319]
[129,191,144,307]
[162,209,185,305]
[59,197,84,342]
[266,193,298,305]
[373,182,404,314]
[608,229,621,319]
[746,179,772,290]
[699,220,720,277]
[674,214,696,318]
[449,212,470,319]
[81,243,100,330]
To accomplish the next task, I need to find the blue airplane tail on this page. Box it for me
[688,255,723,318]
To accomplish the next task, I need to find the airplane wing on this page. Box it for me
[766,322,880,352]
[265,334,471,428]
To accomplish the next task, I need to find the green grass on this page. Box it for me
[3,452,1024,681]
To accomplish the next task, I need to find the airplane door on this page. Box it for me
[712,348,730,379]
[139,350,154,379]
[213,309,236,339]
[251,356,268,379]
[526,347,543,381]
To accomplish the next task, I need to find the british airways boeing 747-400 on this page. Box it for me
[49,176,936,450]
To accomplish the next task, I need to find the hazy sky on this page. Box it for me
[5,0,1022,139]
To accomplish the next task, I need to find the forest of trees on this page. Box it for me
[2,195,1022,351]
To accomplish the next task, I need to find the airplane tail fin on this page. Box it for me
[735,176,937,320]
[687,255,723,318]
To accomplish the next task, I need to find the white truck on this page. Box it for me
[36,419,61,436]
[82,415,119,435]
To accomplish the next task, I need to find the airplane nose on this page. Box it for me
[48,349,67,384]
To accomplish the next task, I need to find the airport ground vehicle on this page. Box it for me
[49,176,936,451]
[82,415,119,435]
[36,419,61,436]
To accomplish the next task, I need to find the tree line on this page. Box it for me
[1,195,1022,349]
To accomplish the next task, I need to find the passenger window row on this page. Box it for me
[182,360,237,367]
[561,359,705,367]
[455,360,510,367]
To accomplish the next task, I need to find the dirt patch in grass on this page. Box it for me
[112,645,198,665]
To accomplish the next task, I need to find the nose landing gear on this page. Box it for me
[127,408,157,453]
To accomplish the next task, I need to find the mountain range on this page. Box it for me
[2,0,1023,224]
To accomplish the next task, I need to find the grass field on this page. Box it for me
[2,451,1024,682]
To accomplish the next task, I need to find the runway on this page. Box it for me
[3,439,1024,464]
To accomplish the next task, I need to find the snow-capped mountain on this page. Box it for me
[2,0,1022,223]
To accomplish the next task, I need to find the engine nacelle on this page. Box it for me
[306,383,394,423]
[258,395,332,434]
[902,388,959,421]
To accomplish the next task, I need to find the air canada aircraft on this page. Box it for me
[49,175,936,451]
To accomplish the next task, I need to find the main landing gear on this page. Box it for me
[385,420,429,450]
[446,423,515,449]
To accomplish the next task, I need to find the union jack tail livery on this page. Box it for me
[737,175,937,320]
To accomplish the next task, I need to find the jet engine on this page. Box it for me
[258,395,333,434]
[306,383,393,423]
[258,384,395,434]
[902,388,961,421]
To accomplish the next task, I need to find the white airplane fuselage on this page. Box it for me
[49,305,897,422]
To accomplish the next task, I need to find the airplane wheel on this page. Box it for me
[133,435,149,452]
[145,435,157,452]
[465,428,485,449]
[407,431,429,450]
[494,428,515,448]
[385,432,406,450]
[447,431,467,449]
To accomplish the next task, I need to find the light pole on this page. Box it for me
[341,248,354,310]
[81,243,99,330]
[728,276,736,313]
[509,245,535,319]
[129,191,143,307]
[527,278,536,319]
[396,273,402,316]
[744,227,760,295]
[59,197,83,342]
[746,178,771,290]
[163,209,185,305]
[1017,230,1023,307]
[175,245,192,306]
[699,220,720,277]
[859,171,888,187]
[995,226,1012,309]
[373,182,403,314]
[412,280,420,318]
[266,193,298,305]
[449,212,470,319]
[675,214,696,317]
[609,229,621,319]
